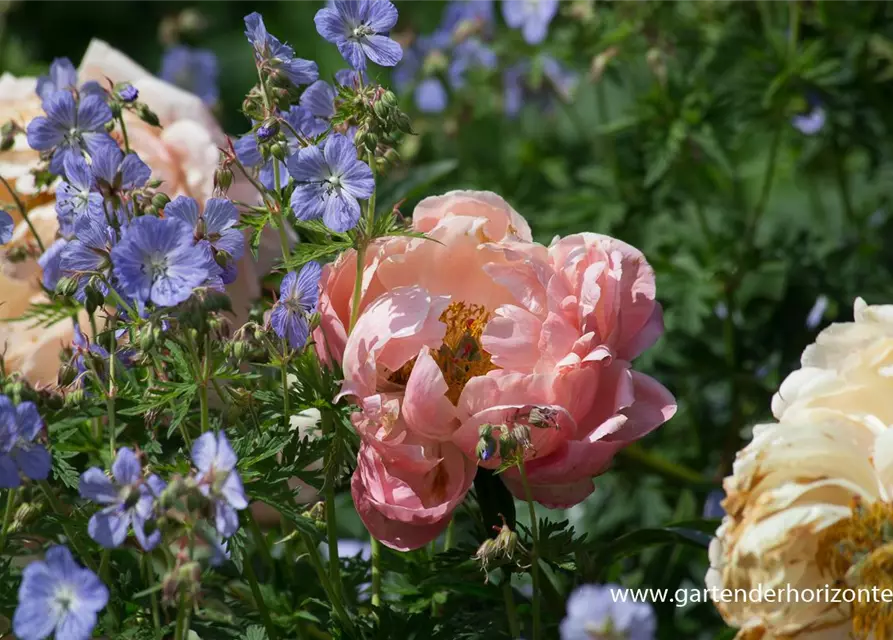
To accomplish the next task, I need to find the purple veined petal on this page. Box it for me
[13,402,42,440]
[337,40,368,71]
[301,81,337,119]
[146,474,167,498]
[49,143,82,177]
[79,467,119,504]
[72,565,110,612]
[165,196,201,228]
[119,153,151,189]
[322,133,361,176]
[221,261,238,285]
[45,545,81,580]
[76,95,113,132]
[296,261,322,311]
[88,506,130,548]
[335,68,364,86]
[55,608,99,640]
[415,78,448,113]
[203,198,238,233]
[213,432,238,472]
[364,0,399,32]
[215,500,240,537]
[43,91,78,129]
[287,144,329,183]
[338,156,374,200]
[280,58,320,87]
[289,183,327,222]
[278,272,297,300]
[0,454,21,489]
[13,444,51,481]
[360,34,403,67]
[191,431,219,473]
[111,447,141,485]
[36,57,78,101]
[244,12,268,50]
[322,189,361,233]
[13,600,58,640]
[79,81,105,99]
[336,0,367,25]
[0,211,12,245]
[81,131,119,160]
[315,6,348,43]
[132,511,161,551]
[90,145,123,184]
[234,134,262,168]
[214,228,244,261]
[38,239,68,290]
[25,115,65,151]
[150,267,206,307]
[221,470,248,510]
[62,153,94,191]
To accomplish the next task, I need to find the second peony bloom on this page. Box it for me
[316,191,676,551]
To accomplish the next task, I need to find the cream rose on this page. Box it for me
[0,40,274,386]
[709,298,893,639]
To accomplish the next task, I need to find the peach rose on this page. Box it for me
[0,40,273,386]
[319,191,675,550]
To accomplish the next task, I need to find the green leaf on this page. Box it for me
[280,241,352,270]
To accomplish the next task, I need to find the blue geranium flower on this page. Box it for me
[560,583,656,640]
[25,91,117,176]
[37,238,69,291]
[501,0,559,45]
[111,216,215,307]
[79,447,165,550]
[315,0,403,70]
[244,12,319,87]
[60,214,116,301]
[160,45,220,105]
[55,155,103,236]
[0,210,12,245]
[286,133,373,232]
[270,261,322,349]
[234,106,327,192]
[0,396,51,489]
[191,431,248,538]
[90,146,151,196]
[165,196,244,284]
[13,546,108,640]
[35,57,104,102]
[504,55,577,118]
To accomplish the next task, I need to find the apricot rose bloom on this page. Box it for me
[316,191,676,550]
[708,299,893,639]
[0,40,270,385]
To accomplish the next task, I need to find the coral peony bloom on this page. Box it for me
[318,191,674,550]
[707,409,893,639]
[0,40,275,386]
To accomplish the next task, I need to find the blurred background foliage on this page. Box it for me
[5,1,893,636]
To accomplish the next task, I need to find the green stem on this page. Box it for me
[501,575,521,639]
[38,481,98,573]
[370,537,383,608]
[281,352,291,430]
[443,518,456,553]
[107,327,117,457]
[321,410,343,600]
[174,588,190,640]
[143,555,162,638]
[0,488,18,554]
[0,174,44,252]
[517,460,540,640]
[348,242,366,332]
[246,509,275,570]
[744,123,783,249]
[243,550,279,640]
[300,532,357,637]
[117,113,131,153]
[200,333,211,434]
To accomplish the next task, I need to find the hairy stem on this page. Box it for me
[300,531,357,637]
[501,574,521,639]
[0,488,17,554]
[370,537,383,607]
[243,550,279,640]
[517,460,541,640]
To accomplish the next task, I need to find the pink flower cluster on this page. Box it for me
[315,191,676,550]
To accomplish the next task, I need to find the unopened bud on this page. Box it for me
[12,502,42,532]
[394,112,413,134]
[214,166,234,193]
[373,99,390,120]
[232,341,250,360]
[381,90,397,108]
[58,362,77,387]
[270,141,289,162]
[117,84,139,103]
[257,119,279,142]
[364,132,379,152]
[476,437,496,462]
[55,276,79,297]
[104,120,116,133]
[84,282,105,315]
[151,192,171,209]
[139,325,156,351]
[137,103,161,127]
[242,97,264,121]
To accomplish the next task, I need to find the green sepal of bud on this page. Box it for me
[270,140,289,162]
[55,276,79,297]
[137,103,161,127]
[110,101,122,119]
[381,91,397,108]
[214,167,234,192]
[139,325,156,352]
[104,120,116,133]
[58,362,78,387]
[151,192,171,209]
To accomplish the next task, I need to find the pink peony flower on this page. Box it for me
[319,191,676,550]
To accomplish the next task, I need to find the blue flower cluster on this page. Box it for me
[393,0,574,117]
[0,209,12,245]
[0,396,51,488]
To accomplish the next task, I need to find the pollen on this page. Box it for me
[816,496,893,639]
[388,301,498,405]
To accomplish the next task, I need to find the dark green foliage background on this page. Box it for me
[4,1,893,637]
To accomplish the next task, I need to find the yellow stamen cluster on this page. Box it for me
[388,301,497,404]
[816,496,893,639]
